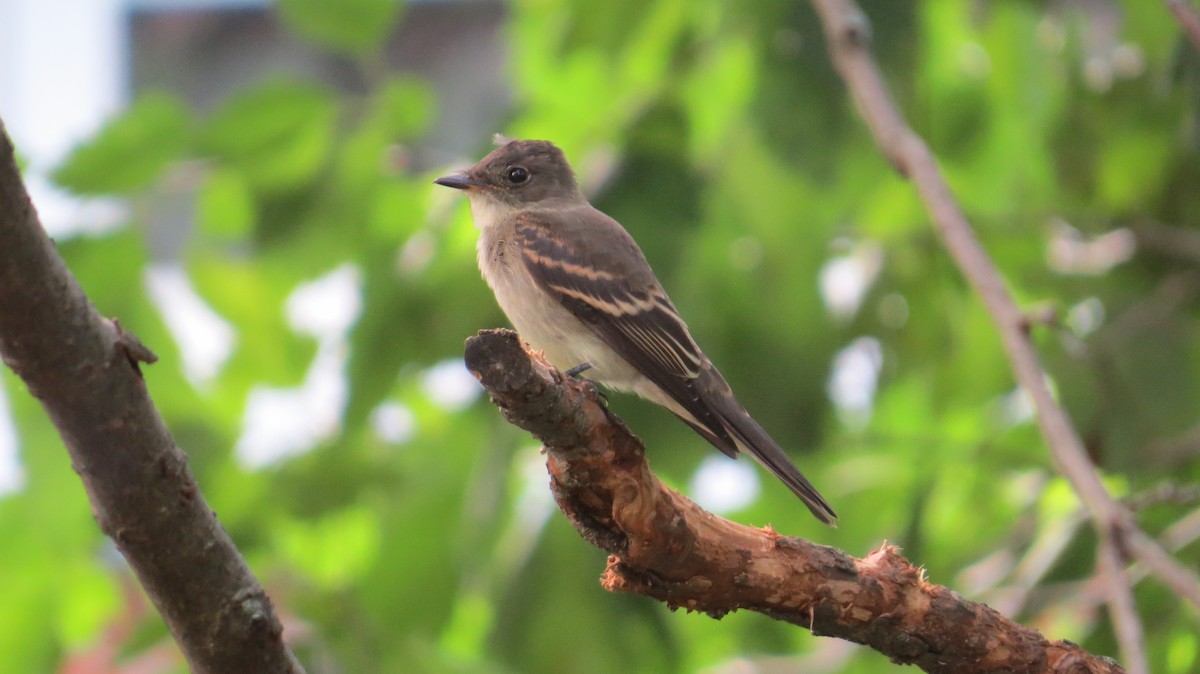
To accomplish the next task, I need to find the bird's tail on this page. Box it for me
[699,387,837,526]
[651,364,838,525]
[723,409,838,526]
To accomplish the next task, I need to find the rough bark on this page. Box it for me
[0,121,304,673]
[465,328,1123,674]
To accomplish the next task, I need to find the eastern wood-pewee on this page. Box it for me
[436,139,837,525]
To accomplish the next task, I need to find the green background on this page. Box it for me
[3,0,1199,672]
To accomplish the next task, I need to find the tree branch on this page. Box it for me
[1167,0,1200,53]
[0,122,304,673]
[810,0,1200,621]
[465,328,1124,674]
[1096,540,1148,674]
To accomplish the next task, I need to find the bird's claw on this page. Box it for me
[565,362,593,378]
[580,379,609,405]
[561,363,608,405]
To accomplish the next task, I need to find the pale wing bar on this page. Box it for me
[516,224,703,381]
[515,218,740,457]
[548,284,702,380]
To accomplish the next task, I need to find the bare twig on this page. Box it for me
[1133,220,1200,265]
[1123,528,1200,607]
[984,482,1200,619]
[465,328,1125,674]
[1125,481,1200,511]
[986,511,1089,618]
[809,0,1200,622]
[0,122,304,673]
[1143,425,1200,468]
[1168,0,1200,52]
[1064,506,1200,617]
[1161,506,1200,551]
[1097,540,1149,674]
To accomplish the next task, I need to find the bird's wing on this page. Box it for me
[514,209,739,457]
[514,208,838,525]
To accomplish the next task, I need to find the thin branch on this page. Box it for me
[809,0,1200,618]
[1133,220,1200,265]
[1168,0,1200,53]
[1143,425,1200,468]
[1123,528,1200,608]
[983,482,1200,620]
[987,510,1089,618]
[1125,481,1200,511]
[1161,506,1200,551]
[0,122,304,673]
[465,328,1124,674]
[1097,540,1149,674]
[1061,506,1200,619]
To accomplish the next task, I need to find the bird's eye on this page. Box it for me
[506,166,529,184]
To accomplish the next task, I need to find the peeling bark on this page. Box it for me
[465,328,1123,674]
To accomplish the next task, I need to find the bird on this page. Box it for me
[435,139,836,525]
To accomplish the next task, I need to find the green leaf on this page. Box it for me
[52,93,190,195]
[1097,129,1170,211]
[201,80,337,192]
[278,0,402,56]
[54,562,119,647]
[274,504,380,587]
[372,76,435,140]
[197,168,256,238]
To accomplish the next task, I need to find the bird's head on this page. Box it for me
[434,139,584,208]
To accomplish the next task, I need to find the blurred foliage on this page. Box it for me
[2,0,1200,672]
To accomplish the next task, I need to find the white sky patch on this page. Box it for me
[422,359,482,412]
[995,387,1036,428]
[370,402,416,445]
[0,381,26,497]
[488,449,557,580]
[286,265,362,340]
[397,229,436,276]
[24,177,126,238]
[235,266,361,469]
[691,455,760,514]
[827,337,884,430]
[819,241,883,321]
[1066,297,1105,338]
[514,449,555,532]
[0,0,128,238]
[1047,219,1135,276]
[144,263,236,387]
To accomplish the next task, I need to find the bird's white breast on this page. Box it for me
[470,197,646,392]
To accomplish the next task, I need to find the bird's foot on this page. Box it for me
[563,362,607,404]
[581,380,609,405]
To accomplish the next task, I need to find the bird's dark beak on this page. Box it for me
[433,172,480,190]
